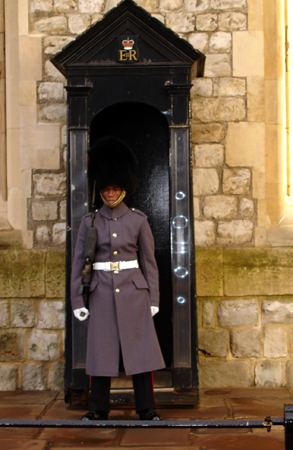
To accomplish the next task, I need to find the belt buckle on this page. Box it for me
[110,261,120,271]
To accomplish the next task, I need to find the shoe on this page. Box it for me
[81,411,108,421]
[139,409,162,421]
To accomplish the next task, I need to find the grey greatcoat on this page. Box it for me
[71,201,165,377]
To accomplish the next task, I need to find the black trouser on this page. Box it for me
[89,372,156,413]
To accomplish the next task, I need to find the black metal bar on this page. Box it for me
[0,419,271,429]
[285,405,293,450]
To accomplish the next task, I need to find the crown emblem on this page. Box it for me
[122,37,134,50]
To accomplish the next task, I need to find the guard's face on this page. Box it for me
[101,186,123,207]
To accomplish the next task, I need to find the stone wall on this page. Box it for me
[197,247,293,388]
[1,0,292,390]
[0,248,65,390]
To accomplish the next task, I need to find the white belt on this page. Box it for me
[93,260,139,271]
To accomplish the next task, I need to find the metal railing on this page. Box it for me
[1,404,293,449]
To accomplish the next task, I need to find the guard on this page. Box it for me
[71,136,165,421]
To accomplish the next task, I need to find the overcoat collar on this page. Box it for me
[99,202,129,220]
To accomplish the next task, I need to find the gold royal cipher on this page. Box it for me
[118,36,139,62]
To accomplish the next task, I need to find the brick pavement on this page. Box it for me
[0,388,291,449]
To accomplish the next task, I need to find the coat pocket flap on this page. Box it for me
[132,273,149,289]
[89,279,99,292]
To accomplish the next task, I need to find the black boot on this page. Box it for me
[139,409,162,421]
[81,411,108,421]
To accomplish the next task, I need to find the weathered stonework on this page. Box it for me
[203,195,237,220]
[218,299,258,328]
[199,359,252,388]
[255,361,285,388]
[194,144,224,167]
[231,329,261,358]
[198,329,228,357]
[193,168,219,195]
[22,363,47,390]
[11,300,35,327]
[264,327,287,358]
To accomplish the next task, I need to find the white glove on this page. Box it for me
[73,307,89,321]
[151,306,159,316]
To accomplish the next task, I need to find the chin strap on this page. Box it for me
[100,189,126,208]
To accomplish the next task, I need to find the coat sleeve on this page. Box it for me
[137,218,160,308]
[70,216,88,310]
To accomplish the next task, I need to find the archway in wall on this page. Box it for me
[89,102,172,386]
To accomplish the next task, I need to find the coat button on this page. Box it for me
[114,270,119,274]
[115,288,120,293]
[113,251,118,255]
[113,218,118,221]
[112,233,117,238]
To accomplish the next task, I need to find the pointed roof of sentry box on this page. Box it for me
[51,0,205,77]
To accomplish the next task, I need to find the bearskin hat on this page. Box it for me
[88,136,138,205]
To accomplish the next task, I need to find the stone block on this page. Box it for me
[165,12,195,33]
[199,359,252,388]
[20,105,37,127]
[195,248,223,296]
[210,0,246,9]
[203,195,237,220]
[286,361,293,388]
[217,220,253,245]
[68,14,91,34]
[39,104,67,123]
[188,33,209,53]
[20,170,32,200]
[262,300,293,325]
[19,81,37,106]
[91,13,104,24]
[32,201,58,221]
[231,329,261,357]
[60,200,66,220]
[54,0,77,11]
[33,16,67,34]
[38,300,65,329]
[194,144,224,167]
[254,226,266,247]
[194,221,216,247]
[28,329,60,361]
[223,248,293,296]
[46,250,66,298]
[218,299,259,328]
[160,0,182,10]
[223,168,251,195]
[33,173,66,197]
[214,78,246,97]
[184,0,209,12]
[233,31,264,77]
[19,36,42,81]
[0,365,17,390]
[193,168,219,195]
[0,330,25,361]
[49,361,65,390]
[196,14,218,31]
[219,12,247,31]
[38,82,64,101]
[264,327,287,358]
[36,225,50,245]
[204,54,231,77]
[53,223,66,245]
[30,0,53,12]
[255,361,285,388]
[198,329,228,357]
[11,300,35,327]
[239,198,254,217]
[78,0,105,13]
[209,32,231,53]
[44,36,73,55]
[134,0,157,12]
[202,300,216,328]
[192,98,245,122]
[45,61,66,81]
[0,250,45,297]
[226,122,265,199]
[22,363,47,390]
[247,76,265,122]
[192,123,225,143]
[248,0,264,31]
[190,78,213,98]
[0,300,9,327]
[193,197,200,219]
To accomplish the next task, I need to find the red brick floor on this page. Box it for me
[0,388,291,449]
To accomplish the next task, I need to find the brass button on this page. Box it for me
[132,208,135,211]
[112,233,117,238]
[113,251,118,255]
[115,288,120,293]
[114,270,119,274]
[114,218,118,221]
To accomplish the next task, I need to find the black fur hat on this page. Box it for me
[88,136,138,205]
